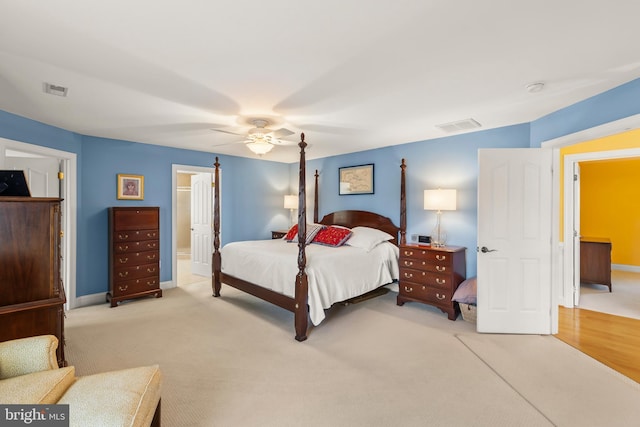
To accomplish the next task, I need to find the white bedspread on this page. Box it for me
[221,239,399,325]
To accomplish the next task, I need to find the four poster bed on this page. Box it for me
[212,133,407,341]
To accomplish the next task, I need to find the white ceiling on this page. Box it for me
[1,1,639,163]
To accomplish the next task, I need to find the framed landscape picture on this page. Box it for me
[117,174,144,200]
[339,164,374,195]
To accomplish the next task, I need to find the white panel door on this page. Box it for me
[477,148,553,334]
[5,157,60,197]
[190,173,212,277]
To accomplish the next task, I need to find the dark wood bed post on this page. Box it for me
[313,169,319,223]
[400,158,407,245]
[294,133,309,342]
[212,157,221,297]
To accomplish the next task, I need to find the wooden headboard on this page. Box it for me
[318,210,401,246]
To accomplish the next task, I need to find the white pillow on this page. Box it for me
[346,226,394,252]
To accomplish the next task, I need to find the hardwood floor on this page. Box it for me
[556,306,640,383]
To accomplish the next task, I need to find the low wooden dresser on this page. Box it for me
[107,207,162,307]
[397,244,466,320]
[271,230,288,239]
[580,237,612,292]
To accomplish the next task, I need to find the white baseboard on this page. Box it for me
[612,264,640,273]
[74,292,107,308]
[72,280,175,308]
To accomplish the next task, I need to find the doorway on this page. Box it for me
[171,164,216,288]
[562,147,640,310]
[573,156,640,320]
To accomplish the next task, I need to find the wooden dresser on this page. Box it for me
[397,244,466,320]
[580,237,612,292]
[107,207,162,307]
[271,230,288,239]
[0,197,66,366]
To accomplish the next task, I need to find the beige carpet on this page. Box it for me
[64,281,640,427]
[579,270,640,320]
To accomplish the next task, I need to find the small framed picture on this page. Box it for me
[339,164,374,195]
[117,174,144,200]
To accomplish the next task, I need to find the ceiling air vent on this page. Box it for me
[43,83,68,97]
[436,118,481,133]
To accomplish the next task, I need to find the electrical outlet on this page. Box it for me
[411,234,418,242]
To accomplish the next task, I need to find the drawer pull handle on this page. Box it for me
[118,271,129,278]
[147,254,156,260]
[147,268,156,273]
[118,245,129,251]
[403,272,413,279]
[118,233,129,239]
[404,250,414,256]
[436,255,446,261]
[147,281,156,286]
[436,293,446,300]
[436,266,446,272]
[404,286,413,293]
[147,243,157,248]
[403,261,414,267]
[118,285,128,291]
[436,278,446,285]
[147,232,156,237]
[118,258,128,264]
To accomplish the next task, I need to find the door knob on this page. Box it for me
[479,246,497,253]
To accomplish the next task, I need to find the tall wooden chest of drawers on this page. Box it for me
[397,244,466,320]
[0,197,66,366]
[107,207,162,307]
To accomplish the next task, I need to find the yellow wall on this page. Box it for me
[580,159,640,265]
[559,129,640,266]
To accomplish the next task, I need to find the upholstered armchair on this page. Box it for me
[0,335,162,427]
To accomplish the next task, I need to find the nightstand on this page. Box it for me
[271,230,288,239]
[396,244,466,320]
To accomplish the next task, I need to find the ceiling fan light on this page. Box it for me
[246,140,274,155]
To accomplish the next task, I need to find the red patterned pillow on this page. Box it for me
[312,226,352,247]
[285,223,325,244]
[284,224,298,241]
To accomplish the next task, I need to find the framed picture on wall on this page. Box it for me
[117,174,144,200]
[339,164,374,195]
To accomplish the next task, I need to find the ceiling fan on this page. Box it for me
[211,117,297,155]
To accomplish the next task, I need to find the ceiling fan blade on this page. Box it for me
[270,138,298,146]
[296,123,360,135]
[272,128,295,138]
[210,128,246,136]
[211,140,247,147]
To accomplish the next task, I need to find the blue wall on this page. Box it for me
[77,137,290,296]
[2,77,640,299]
[0,111,290,297]
[301,124,531,278]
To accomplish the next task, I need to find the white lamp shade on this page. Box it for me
[284,194,297,209]
[424,189,457,211]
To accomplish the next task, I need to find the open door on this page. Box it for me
[190,173,213,277]
[477,148,553,334]
[572,162,581,306]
